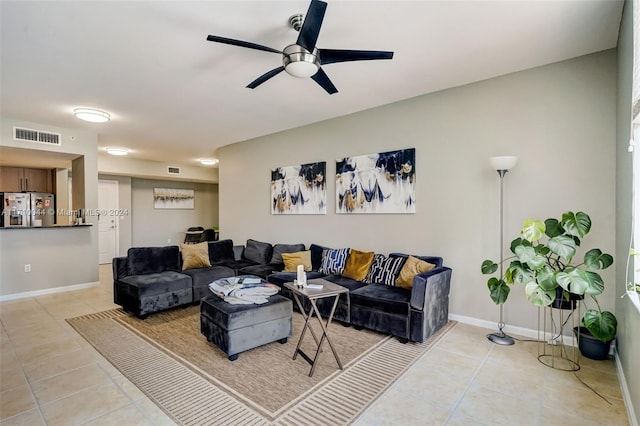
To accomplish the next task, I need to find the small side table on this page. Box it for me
[285,279,349,377]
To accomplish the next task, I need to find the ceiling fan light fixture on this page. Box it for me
[74,108,111,123]
[283,44,319,78]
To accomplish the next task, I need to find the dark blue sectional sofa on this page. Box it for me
[113,239,452,344]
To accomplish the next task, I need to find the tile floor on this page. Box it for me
[0,265,631,425]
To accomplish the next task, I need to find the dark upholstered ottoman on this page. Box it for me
[116,272,192,319]
[200,294,292,361]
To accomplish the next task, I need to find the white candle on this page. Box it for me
[297,264,305,286]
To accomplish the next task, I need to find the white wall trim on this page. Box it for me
[449,313,539,339]
[615,350,639,426]
[0,281,99,302]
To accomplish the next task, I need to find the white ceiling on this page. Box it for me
[0,1,623,167]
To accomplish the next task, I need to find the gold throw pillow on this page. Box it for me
[396,255,435,290]
[282,250,312,272]
[181,242,211,270]
[342,249,375,281]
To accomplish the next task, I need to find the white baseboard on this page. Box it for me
[449,313,539,339]
[615,349,639,426]
[0,281,100,302]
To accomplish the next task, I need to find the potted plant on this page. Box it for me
[481,211,616,359]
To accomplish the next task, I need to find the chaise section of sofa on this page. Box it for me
[113,243,236,318]
[113,246,193,318]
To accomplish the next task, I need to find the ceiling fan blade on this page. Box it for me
[319,49,394,65]
[296,0,327,53]
[311,68,337,95]
[247,66,285,89]
[207,35,282,54]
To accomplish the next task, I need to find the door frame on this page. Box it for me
[98,179,120,264]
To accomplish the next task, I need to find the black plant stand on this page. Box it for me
[537,302,581,371]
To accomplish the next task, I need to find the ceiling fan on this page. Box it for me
[206,0,394,94]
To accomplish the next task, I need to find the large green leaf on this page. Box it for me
[562,211,591,238]
[556,268,604,295]
[522,219,545,243]
[548,235,577,260]
[536,265,558,291]
[544,218,564,238]
[488,277,510,305]
[584,249,614,270]
[515,245,546,270]
[510,237,531,254]
[507,261,534,284]
[582,309,617,342]
[524,282,556,306]
[481,260,498,274]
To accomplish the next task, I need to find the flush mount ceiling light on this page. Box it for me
[106,147,129,156]
[199,158,219,166]
[73,108,111,123]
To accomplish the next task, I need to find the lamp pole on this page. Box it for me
[487,156,518,345]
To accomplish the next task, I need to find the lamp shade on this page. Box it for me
[489,156,518,171]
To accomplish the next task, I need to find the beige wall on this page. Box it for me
[131,178,218,247]
[615,1,640,422]
[219,50,617,333]
[0,117,99,297]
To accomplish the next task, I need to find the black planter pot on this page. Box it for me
[573,326,613,360]
[551,287,584,310]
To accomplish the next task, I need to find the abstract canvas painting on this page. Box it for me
[336,148,415,214]
[153,188,195,209]
[271,162,326,214]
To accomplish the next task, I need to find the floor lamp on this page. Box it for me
[487,155,518,345]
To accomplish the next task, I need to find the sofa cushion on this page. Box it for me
[267,270,326,287]
[395,255,436,290]
[238,263,281,279]
[127,246,180,276]
[181,242,211,270]
[389,253,443,269]
[119,271,191,297]
[207,239,235,263]
[310,244,331,271]
[242,239,273,264]
[282,250,312,272]
[342,249,375,281]
[350,283,411,316]
[319,248,350,275]
[363,254,406,286]
[270,243,306,264]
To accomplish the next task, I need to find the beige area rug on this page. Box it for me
[67,306,456,426]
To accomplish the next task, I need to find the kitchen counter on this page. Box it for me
[0,224,92,230]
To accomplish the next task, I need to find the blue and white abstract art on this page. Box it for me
[336,148,415,214]
[271,162,326,214]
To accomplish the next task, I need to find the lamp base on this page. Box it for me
[487,331,515,345]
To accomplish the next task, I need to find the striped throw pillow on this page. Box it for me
[364,254,406,286]
[319,248,351,275]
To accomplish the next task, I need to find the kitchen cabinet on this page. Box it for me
[0,167,53,193]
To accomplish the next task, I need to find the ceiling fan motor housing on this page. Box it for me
[282,44,320,78]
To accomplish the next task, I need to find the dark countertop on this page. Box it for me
[0,224,93,230]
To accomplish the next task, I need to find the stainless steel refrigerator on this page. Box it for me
[28,192,55,226]
[1,192,29,227]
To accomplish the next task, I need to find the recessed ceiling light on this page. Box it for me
[106,147,129,156]
[200,158,218,165]
[73,108,110,123]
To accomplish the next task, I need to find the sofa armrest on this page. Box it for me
[410,267,452,311]
[112,256,129,281]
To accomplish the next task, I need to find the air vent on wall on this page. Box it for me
[14,127,61,146]
[167,166,181,176]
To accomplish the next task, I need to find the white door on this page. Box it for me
[98,180,119,264]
